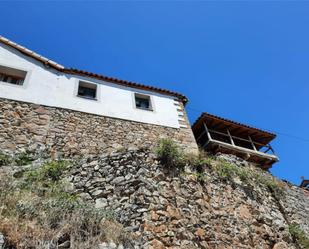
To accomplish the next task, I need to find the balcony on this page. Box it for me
[192,113,279,170]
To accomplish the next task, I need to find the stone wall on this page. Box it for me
[0,98,198,157]
[282,185,309,234]
[65,150,307,249]
[1,148,308,248]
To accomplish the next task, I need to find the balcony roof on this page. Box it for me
[300,179,309,188]
[192,112,276,146]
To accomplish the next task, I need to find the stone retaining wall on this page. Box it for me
[0,98,198,157]
[0,149,308,248]
[66,150,308,249]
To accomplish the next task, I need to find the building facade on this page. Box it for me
[0,36,198,157]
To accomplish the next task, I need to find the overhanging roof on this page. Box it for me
[300,180,309,188]
[192,112,276,146]
[0,36,188,103]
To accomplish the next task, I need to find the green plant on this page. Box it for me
[15,152,33,166]
[186,152,213,173]
[260,177,285,197]
[26,160,69,183]
[156,139,186,170]
[0,164,128,249]
[0,152,11,166]
[214,161,238,181]
[289,224,309,248]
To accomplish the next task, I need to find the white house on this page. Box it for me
[0,36,188,129]
[0,36,198,156]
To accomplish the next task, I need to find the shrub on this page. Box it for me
[156,139,186,170]
[26,160,69,183]
[289,224,309,248]
[0,152,11,166]
[15,152,34,166]
[0,166,129,248]
[214,160,239,181]
[186,151,213,173]
[256,175,286,198]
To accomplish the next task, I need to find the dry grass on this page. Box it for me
[0,160,132,249]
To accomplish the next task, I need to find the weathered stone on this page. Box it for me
[0,98,198,157]
[111,176,125,185]
[0,233,4,249]
[195,228,206,238]
[149,239,165,249]
[0,124,308,249]
[272,242,290,249]
[95,198,108,208]
[91,189,104,197]
[58,240,70,248]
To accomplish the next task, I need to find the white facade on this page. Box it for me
[0,43,185,129]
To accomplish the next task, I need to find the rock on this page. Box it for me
[149,239,165,249]
[98,242,109,249]
[272,242,290,249]
[0,233,4,249]
[92,189,104,197]
[78,192,92,201]
[95,198,108,208]
[108,242,117,249]
[195,228,206,238]
[111,176,125,185]
[58,240,70,248]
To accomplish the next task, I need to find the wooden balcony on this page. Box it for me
[192,113,279,170]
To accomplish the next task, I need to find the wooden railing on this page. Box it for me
[196,122,276,156]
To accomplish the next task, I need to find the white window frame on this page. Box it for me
[133,92,154,112]
[75,80,99,101]
[0,63,31,89]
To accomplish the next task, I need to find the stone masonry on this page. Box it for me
[0,98,198,157]
[66,150,309,248]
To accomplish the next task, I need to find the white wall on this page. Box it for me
[0,43,183,128]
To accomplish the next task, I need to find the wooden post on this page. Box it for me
[248,136,257,151]
[227,129,235,146]
[269,145,275,154]
[203,122,212,141]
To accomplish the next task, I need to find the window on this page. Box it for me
[135,93,152,111]
[0,65,27,86]
[77,81,97,100]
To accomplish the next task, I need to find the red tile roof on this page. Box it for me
[0,36,188,103]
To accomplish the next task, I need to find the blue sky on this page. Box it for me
[1,1,308,185]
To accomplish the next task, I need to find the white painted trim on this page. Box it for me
[132,92,155,112]
[0,62,32,89]
[74,79,101,102]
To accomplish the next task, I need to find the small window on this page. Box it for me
[0,65,27,86]
[77,81,97,100]
[135,93,152,111]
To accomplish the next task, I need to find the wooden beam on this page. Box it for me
[248,136,257,151]
[196,130,206,142]
[203,122,212,141]
[227,129,235,146]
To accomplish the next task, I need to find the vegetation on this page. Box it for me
[0,151,34,167]
[289,224,309,249]
[15,152,34,166]
[0,152,11,166]
[0,160,131,249]
[156,138,187,171]
[156,139,285,197]
[26,160,69,182]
